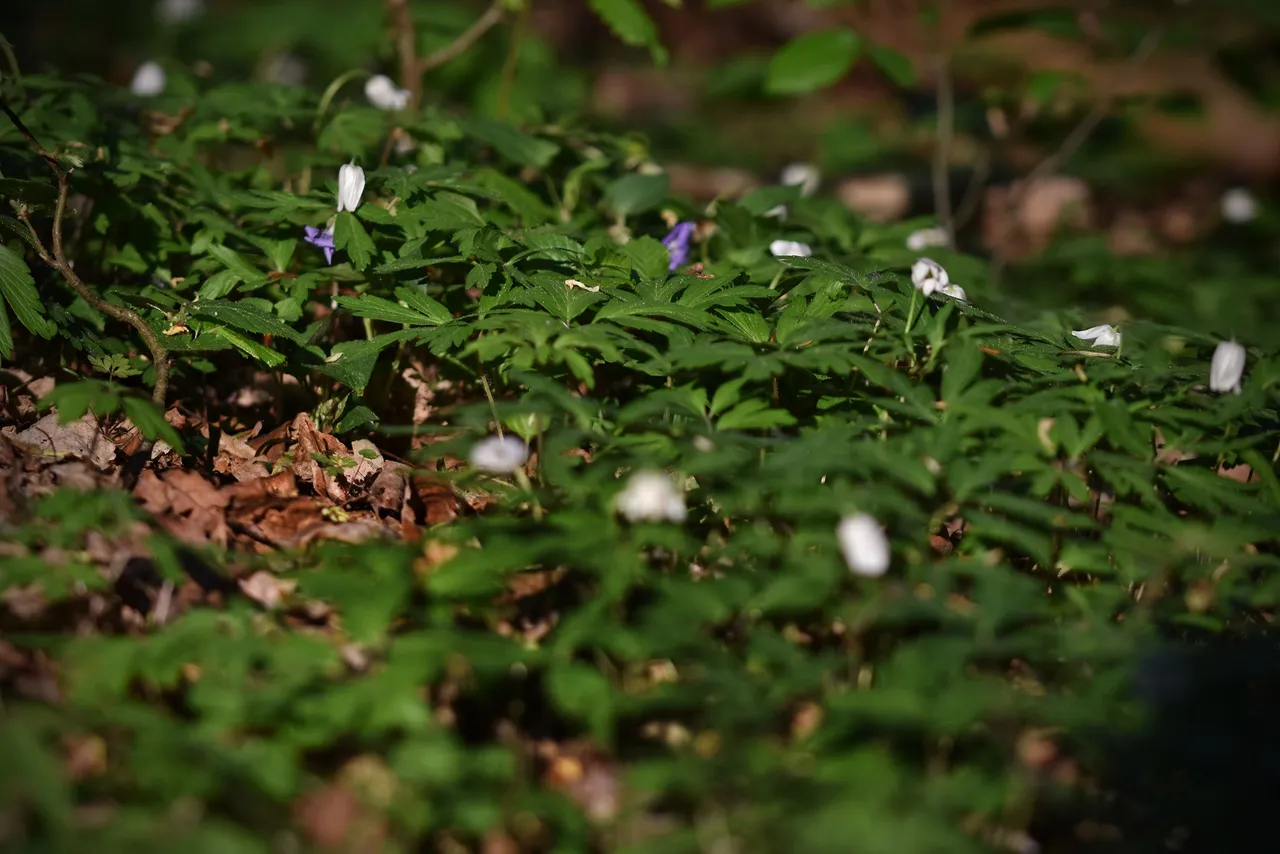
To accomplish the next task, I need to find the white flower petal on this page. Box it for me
[158,0,204,24]
[780,162,820,197]
[911,257,948,295]
[769,239,812,258]
[1072,324,1121,348]
[615,471,687,523]
[365,74,411,111]
[1220,187,1257,224]
[337,162,366,213]
[836,513,891,577]
[1209,340,1246,394]
[130,61,166,97]
[469,435,529,474]
[906,226,948,252]
[939,283,967,302]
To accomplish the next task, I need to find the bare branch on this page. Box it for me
[417,2,505,75]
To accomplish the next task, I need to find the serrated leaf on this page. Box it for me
[209,326,285,367]
[334,211,376,271]
[460,117,560,169]
[394,286,453,325]
[765,28,861,95]
[588,0,667,65]
[335,295,435,326]
[191,300,303,343]
[868,44,917,87]
[604,173,670,217]
[0,243,57,347]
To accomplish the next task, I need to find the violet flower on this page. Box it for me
[662,221,695,271]
[304,225,335,265]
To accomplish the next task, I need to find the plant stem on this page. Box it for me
[0,95,170,408]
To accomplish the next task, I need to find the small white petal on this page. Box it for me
[1209,340,1246,394]
[615,471,687,523]
[780,162,820,197]
[469,435,529,474]
[906,226,948,252]
[364,74,411,111]
[836,513,891,577]
[337,162,366,213]
[769,239,812,258]
[1072,324,1121,348]
[130,61,166,97]
[911,257,948,295]
[939,283,967,302]
[157,0,204,24]
[763,204,788,219]
[1220,187,1257,224]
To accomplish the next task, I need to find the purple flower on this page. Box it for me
[304,225,335,265]
[662,221,695,271]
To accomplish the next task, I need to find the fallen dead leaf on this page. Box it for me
[289,412,349,503]
[134,469,230,548]
[238,571,297,609]
[8,411,117,470]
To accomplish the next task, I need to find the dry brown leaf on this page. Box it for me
[289,412,349,503]
[342,439,384,489]
[9,411,117,470]
[238,571,297,609]
[134,469,230,547]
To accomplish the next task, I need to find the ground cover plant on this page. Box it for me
[2,2,1280,853]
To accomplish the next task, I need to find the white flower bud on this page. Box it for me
[337,162,366,213]
[1209,340,1246,394]
[780,162,820,197]
[365,74,411,111]
[615,471,687,523]
[469,435,529,474]
[836,513,890,577]
[911,258,948,295]
[906,226,949,252]
[1220,187,1257,224]
[769,239,812,258]
[1071,324,1121,348]
[130,61,166,97]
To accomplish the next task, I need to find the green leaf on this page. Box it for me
[588,0,667,65]
[191,300,303,343]
[460,117,560,169]
[765,28,861,95]
[603,173,670,218]
[121,397,185,453]
[335,295,434,326]
[868,44,917,87]
[0,243,57,350]
[334,212,376,271]
[209,326,285,367]
[394,286,453,325]
[206,243,267,284]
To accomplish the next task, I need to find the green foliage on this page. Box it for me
[2,7,1280,854]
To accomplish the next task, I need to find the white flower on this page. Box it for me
[911,258,948,295]
[763,205,788,219]
[365,74,411,111]
[469,435,529,474]
[1209,340,1246,394]
[615,471,686,523]
[906,226,949,252]
[939,283,967,302]
[158,0,203,24]
[1072,324,1122,348]
[836,513,891,577]
[130,61,166,97]
[1221,187,1257,224]
[337,162,366,213]
[780,162,820,197]
[264,53,308,85]
[769,239,812,258]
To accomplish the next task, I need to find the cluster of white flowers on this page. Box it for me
[365,74,411,111]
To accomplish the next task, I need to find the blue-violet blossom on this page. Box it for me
[304,225,335,265]
[662,221,696,270]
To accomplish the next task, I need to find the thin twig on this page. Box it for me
[990,28,1163,281]
[931,53,955,249]
[418,1,505,74]
[386,0,421,107]
[0,95,170,407]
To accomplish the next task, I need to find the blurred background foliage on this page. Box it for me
[3,0,1279,337]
